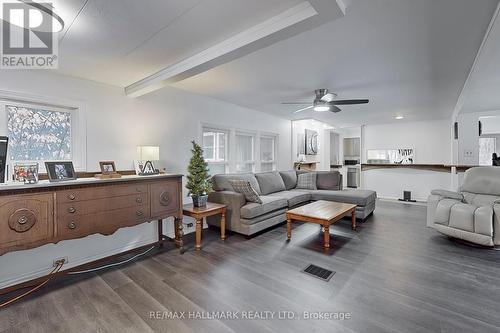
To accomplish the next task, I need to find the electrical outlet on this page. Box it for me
[52,257,68,267]
[464,150,474,158]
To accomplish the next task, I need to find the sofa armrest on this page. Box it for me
[209,191,246,208]
[431,190,464,201]
[208,191,246,233]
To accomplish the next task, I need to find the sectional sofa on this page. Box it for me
[207,170,377,236]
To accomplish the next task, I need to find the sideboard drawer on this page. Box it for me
[0,193,54,254]
[58,184,148,203]
[57,206,151,239]
[57,193,149,218]
[150,181,180,218]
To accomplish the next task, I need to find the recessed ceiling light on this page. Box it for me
[1,1,65,33]
[395,116,404,120]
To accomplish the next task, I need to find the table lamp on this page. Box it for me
[137,146,160,175]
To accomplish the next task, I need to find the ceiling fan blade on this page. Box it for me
[320,93,336,102]
[329,105,342,113]
[331,99,369,105]
[293,105,314,113]
[282,102,311,105]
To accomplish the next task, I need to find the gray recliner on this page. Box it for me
[427,167,500,246]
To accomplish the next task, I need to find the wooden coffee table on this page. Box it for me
[286,200,357,249]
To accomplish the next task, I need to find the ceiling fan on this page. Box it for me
[283,89,369,113]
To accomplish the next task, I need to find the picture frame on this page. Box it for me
[45,161,77,182]
[99,161,116,175]
[134,160,157,175]
[13,162,39,184]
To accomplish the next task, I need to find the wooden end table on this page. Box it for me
[286,200,357,249]
[183,202,227,251]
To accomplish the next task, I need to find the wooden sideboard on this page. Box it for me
[0,174,184,256]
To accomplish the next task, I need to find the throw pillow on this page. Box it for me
[296,172,317,190]
[229,180,263,204]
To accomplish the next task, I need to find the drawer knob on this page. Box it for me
[68,207,76,214]
[68,222,77,230]
[68,194,76,200]
[9,209,37,233]
[136,211,144,217]
[136,197,143,203]
[18,216,28,225]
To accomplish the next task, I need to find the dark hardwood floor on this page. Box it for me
[1,200,500,333]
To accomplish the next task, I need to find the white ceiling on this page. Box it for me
[11,0,499,127]
[458,4,500,114]
[170,0,499,127]
[55,0,306,86]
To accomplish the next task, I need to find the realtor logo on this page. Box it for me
[1,1,60,69]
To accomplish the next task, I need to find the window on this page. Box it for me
[202,128,228,175]
[7,104,72,161]
[201,125,278,174]
[479,137,496,166]
[1,93,86,172]
[235,133,255,173]
[260,136,276,172]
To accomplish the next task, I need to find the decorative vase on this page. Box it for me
[192,194,208,207]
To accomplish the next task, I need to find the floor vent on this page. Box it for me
[302,264,335,281]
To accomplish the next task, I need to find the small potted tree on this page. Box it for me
[186,141,213,207]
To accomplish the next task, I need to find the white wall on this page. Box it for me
[361,120,452,201]
[0,70,292,289]
[457,110,500,165]
[291,119,332,171]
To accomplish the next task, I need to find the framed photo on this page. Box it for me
[45,161,77,182]
[13,163,39,184]
[99,161,116,174]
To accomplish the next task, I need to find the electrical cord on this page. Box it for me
[0,260,64,309]
[68,246,156,275]
[0,245,155,308]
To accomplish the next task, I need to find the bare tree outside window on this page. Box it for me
[7,105,72,161]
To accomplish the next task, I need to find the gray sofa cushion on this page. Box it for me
[279,170,298,190]
[310,190,377,206]
[268,190,311,207]
[296,172,317,190]
[212,173,262,195]
[316,171,342,190]
[240,208,287,225]
[240,195,288,219]
[255,171,286,195]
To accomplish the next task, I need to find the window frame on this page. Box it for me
[259,134,278,172]
[202,126,229,175]
[200,123,279,174]
[235,131,256,174]
[0,90,87,173]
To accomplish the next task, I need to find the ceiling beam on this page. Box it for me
[125,0,345,98]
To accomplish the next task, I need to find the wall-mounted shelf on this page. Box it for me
[294,162,318,171]
[361,164,478,173]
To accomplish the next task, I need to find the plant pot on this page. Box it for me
[192,195,208,207]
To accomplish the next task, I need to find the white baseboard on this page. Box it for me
[377,197,427,206]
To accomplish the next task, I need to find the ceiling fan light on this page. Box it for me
[314,106,330,112]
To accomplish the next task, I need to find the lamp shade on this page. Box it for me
[137,146,159,161]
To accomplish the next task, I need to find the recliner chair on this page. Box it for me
[427,167,500,246]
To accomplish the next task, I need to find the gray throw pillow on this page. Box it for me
[229,180,262,204]
[296,172,317,190]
